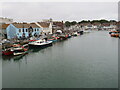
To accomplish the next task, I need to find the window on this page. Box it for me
[35,29,36,32]
[23,28,24,32]
[26,29,28,32]
[37,29,39,31]
[19,29,21,32]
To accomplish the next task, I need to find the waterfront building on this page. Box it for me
[52,21,64,33]
[117,21,120,30]
[36,22,52,34]
[0,17,13,39]
[0,24,10,39]
[101,23,117,30]
[6,22,42,39]
[92,22,101,30]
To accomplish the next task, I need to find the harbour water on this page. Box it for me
[2,31,118,88]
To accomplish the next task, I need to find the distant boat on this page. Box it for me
[48,39,58,42]
[68,34,72,38]
[83,30,91,33]
[109,30,119,37]
[72,32,80,36]
[58,35,68,40]
[29,39,53,47]
[110,32,119,37]
[78,31,83,35]
[48,37,58,42]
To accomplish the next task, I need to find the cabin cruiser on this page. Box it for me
[29,39,53,47]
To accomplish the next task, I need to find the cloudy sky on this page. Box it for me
[0,2,119,22]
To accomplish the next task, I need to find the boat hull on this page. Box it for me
[2,51,13,55]
[13,51,28,56]
[29,42,52,48]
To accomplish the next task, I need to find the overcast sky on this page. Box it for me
[0,2,118,22]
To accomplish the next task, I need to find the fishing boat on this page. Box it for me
[67,34,72,38]
[78,31,83,35]
[48,37,58,42]
[109,30,119,37]
[29,40,38,42]
[13,49,27,56]
[72,32,80,36]
[110,32,119,37]
[2,48,13,55]
[29,39,53,47]
[58,35,68,40]
[22,44,29,51]
[48,39,58,42]
[11,44,28,56]
[83,30,91,33]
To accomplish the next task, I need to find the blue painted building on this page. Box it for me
[6,23,42,39]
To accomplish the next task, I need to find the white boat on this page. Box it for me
[73,32,80,36]
[83,30,91,33]
[13,49,27,56]
[29,39,53,47]
[11,44,28,56]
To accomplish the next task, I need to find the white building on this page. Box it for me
[36,22,53,34]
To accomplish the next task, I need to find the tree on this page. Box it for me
[71,21,77,25]
[65,21,71,27]
[110,20,117,22]
[99,19,109,23]
[78,20,90,24]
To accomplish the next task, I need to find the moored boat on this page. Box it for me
[67,34,72,38]
[58,35,68,40]
[2,48,13,55]
[11,44,28,56]
[109,30,119,37]
[48,37,58,42]
[22,44,29,51]
[13,49,27,56]
[110,32,119,37]
[83,30,91,33]
[29,39,53,48]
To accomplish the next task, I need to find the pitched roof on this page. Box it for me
[12,23,30,28]
[30,23,40,28]
[53,21,64,27]
[1,24,10,29]
[101,23,110,26]
[37,22,50,28]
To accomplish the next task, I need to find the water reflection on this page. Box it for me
[2,42,55,61]
[2,31,118,88]
[2,54,25,61]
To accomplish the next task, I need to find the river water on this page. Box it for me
[2,31,118,88]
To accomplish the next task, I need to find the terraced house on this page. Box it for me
[36,22,52,34]
[6,23,42,39]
